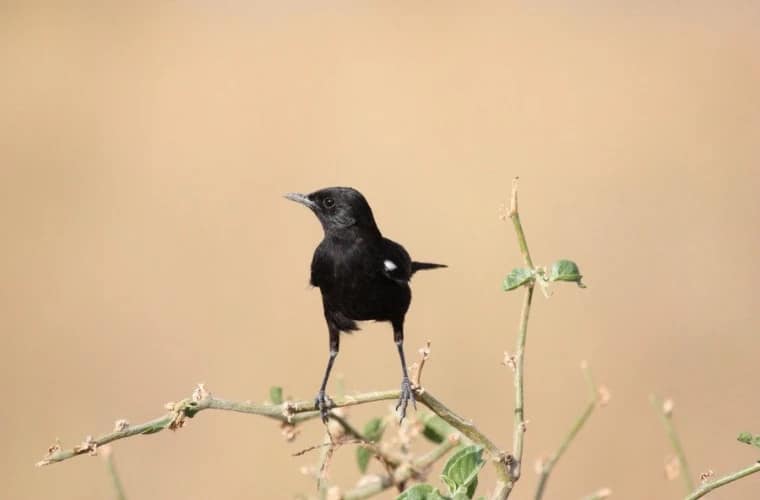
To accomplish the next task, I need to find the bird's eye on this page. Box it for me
[323,197,335,208]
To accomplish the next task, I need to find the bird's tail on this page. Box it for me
[411,261,448,274]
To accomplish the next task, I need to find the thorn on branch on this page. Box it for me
[47,439,61,456]
[699,469,714,484]
[410,340,432,389]
[167,401,189,431]
[502,351,517,372]
[192,383,210,402]
[36,439,62,467]
[113,419,129,432]
[282,400,296,422]
[76,435,98,456]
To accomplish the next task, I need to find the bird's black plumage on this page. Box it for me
[285,187,445,422]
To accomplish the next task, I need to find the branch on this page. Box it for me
[651,395,695,492]
[36,388,399,467]
[684,462,760,500]
[502,177,536,498]
[534,362,603,500]
[36,386,509,477]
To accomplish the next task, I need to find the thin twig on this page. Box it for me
[329,413,403,469]
[100,446,127,500]
[317,431,334,500]
[341,435,460,500]
[502,177,536,499]
[410,340,432,389]
[508,177,535,269]
[534,363,601,500]
[684,462,760,500]
[651,395,695,492]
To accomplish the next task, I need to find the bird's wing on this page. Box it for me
[380,238,413,285]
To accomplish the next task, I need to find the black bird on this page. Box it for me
[285,187,445,422]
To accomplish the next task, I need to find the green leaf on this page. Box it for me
[548,259,586,288]
[356,417,386,473]
[441,446,484,497]
[421,414,453,443]
[363,417,385,442]
[503,268,535,291]
[738,432,760,449]
[357,447,371,474]
[396,484,445,500]
[738,432,753,445]
[465,479,478,499]
[269,386,283,405]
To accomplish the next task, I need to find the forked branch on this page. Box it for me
[36,385,510,483]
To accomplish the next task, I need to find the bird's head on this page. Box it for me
[285,187,379,233]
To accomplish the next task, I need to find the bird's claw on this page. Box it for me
[395,377,417,422]
[314,391,333,423]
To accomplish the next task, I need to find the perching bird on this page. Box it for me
[285,187,446,422]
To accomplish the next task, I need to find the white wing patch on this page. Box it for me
[384,259,397,271]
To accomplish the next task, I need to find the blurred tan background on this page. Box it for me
[2,2,759,499]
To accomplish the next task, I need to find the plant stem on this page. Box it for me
[534,364,599,500]
[685,462,760,500]
[510,285,533,482]
[503,177,536,498]
[102,448,127,500]
[651,395,695,492]
[509,177,535,269]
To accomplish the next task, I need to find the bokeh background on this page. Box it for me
[2,2,759,499]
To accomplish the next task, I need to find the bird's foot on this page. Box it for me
[395,377,417,422]
[314,391,333,423]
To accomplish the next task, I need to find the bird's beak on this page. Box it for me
[284,192,317,210]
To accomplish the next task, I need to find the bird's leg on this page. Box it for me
[393,321,416,422]
[315,326,339,423]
